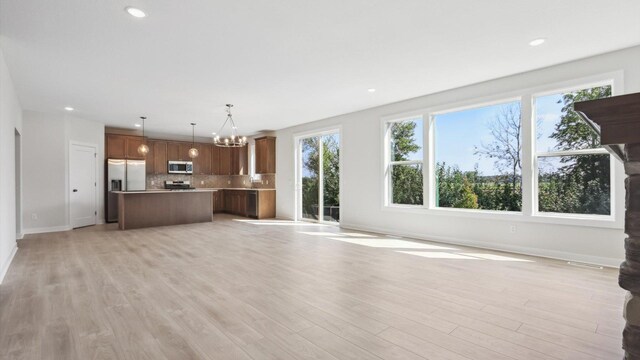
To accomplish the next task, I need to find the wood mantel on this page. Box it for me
[575,92,640,360]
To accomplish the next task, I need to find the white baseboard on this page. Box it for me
[339,222,623,269]
[23,225,73,235]
[0,244,18,285]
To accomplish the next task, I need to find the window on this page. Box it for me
[249,142,261,181]
[534,85,612,215]
[381,76,619,226]
[434,100,522,211]
[386,118,423,205]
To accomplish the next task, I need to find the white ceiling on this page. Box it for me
[1,0,639,137]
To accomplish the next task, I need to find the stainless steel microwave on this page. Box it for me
[168,161,193,174]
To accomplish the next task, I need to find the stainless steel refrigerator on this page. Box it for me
[106,159,146,222]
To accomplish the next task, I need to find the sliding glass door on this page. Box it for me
[298,131,340,223]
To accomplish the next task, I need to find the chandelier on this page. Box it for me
[213,104,247,147]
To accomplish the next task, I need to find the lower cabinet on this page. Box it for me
[212,191,225,213]
[213,190,275,219]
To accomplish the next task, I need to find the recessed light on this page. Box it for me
[368,88,376,93]
[64,106,74,111]
[134,123,141,127]
[125,6,146,18]
[212,132,217,135]
[529,38,546,47]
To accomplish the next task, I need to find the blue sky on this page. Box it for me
[301,94,567,178]
[429,95,565,176]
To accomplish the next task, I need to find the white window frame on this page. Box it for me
[429,97,524,213]
[380,71,624,229]
[532,80,615,219]
[384,116,425,207]
[293,126,342,223]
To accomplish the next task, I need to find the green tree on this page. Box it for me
[301,135,340,220]
[390,121,423,205]
[539,86,611,215]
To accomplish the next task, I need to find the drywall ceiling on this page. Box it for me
[1,0,639,137]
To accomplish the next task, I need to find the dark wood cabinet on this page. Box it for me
[108,134,251,176]
[232,146,248,175]
[152,141,168,174]
[254,136,276,174]
[223,190,247,216]
[167,141,194,161]
[167,142,180,161]
[211,145,221,175]
[106,134,148,160]
[125,137,146,160]
[146,140,155,174]
[219,147,232,175]
[212,190,225,213]
[106,134,126,159]
[256,191,276,219]
[194,144,212,175]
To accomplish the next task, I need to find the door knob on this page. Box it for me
[73,189,78,192]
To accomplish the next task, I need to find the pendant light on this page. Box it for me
[213,104,247,147]
[188,123,199,158]
[137,116,150,156]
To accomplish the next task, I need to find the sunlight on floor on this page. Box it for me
[326,237,457,250]
[397,251,480,260]
[460,253,533,262]
[235,219,330,227]
[240,220,535,263]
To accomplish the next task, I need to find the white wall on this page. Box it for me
[276,46,640,267]
[0,47,23,283]
[22,111,104,233]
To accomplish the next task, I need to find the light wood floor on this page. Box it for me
[0,214,624,359]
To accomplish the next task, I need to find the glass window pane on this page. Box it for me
[535,85,611,152]
[322,133,340,222]
[301,137,319,220]
[434,101,522,211]
[391,164,423,205]
[538,154,610,215]
[390,119,423,162]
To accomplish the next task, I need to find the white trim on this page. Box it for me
[23,225,73,234]
[0,244,18,284]
[339,222,622,268]
[382,117,425,207]
[381,204,619,229]
[536,148,609,157]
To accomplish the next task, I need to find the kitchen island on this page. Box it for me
[115,189,217,230]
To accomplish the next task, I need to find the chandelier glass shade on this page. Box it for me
[137,116,149,156]
[214,104,247,147]
[189,123,199,158]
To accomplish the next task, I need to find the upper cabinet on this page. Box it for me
[106,134,147,160]
[106,133,252,176]
[194,144,212,175]
[218,146,232,175]
[152,141,168,174]
[255,136,276,174]
[232,146,248,175]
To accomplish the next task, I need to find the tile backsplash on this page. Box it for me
[146,174,275,190]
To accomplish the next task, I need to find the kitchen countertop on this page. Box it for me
[113,189,219,194]
[113,188,275,194]
[212,188,275,191]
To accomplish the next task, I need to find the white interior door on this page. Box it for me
[70,144,97,228]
